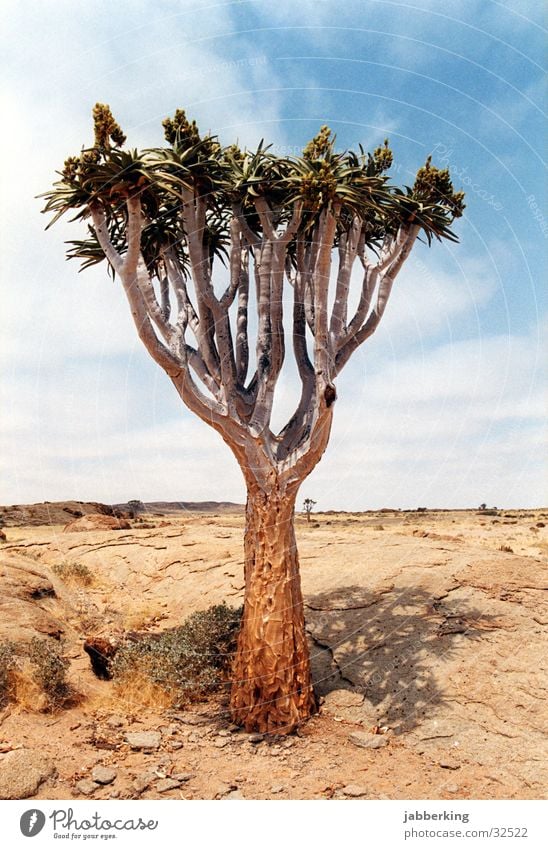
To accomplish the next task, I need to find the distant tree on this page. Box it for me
[42,104,464,733]
[128,499,146,514]
[478,503,487,511]
[303,498,317,523]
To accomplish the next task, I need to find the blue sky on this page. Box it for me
[1,0,546,509]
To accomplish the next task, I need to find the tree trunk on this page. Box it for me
[230,482,316,733]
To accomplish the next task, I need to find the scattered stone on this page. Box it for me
[348,732,388,750]
[228,724,241,733]
[170,741,184,750]
[126,731,162,750]
[214,737,229,748]
[342,784,369,798]
[172,773,195,783]
[106,717,125,728]
[0,749,55,799]
[156,778,181,793]
[223,790,245,799]
[187,732,200,744]
[91,766,117,785]
[270,785,284,793]
[445,784,460,794]
[132,772,156,794]
[217,729,231,737]
[76,779,98,796]
[248,733,264,744]
[109,790,120,799]
[439,760,460,770]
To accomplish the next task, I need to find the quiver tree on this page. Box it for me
[303,498,317,523]
[42,104,465,733]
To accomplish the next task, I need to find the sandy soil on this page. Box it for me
[0,507,546,800]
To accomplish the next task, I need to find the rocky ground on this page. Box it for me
[0,506,546,800]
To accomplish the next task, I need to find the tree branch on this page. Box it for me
[335,223,420,374]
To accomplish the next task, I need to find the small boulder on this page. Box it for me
[0,749,55,799]
[126,731,162,751]
[342,784,370,798]
[76,779,98,796]
[63,513,131,533]
[84,637,117,679]
[91,766,117,785]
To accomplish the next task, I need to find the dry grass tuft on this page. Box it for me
[52,560,93,586]
[111,670,174,711]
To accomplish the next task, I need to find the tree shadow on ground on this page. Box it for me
[306,583,495,733]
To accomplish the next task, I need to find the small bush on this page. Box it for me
[0,641,16,706]
[111,603,242,707]
[52,561,93,586]
[28,638,70,707]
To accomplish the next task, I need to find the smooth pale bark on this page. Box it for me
[230,482,316,733]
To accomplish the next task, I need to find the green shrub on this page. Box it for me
[112,603,242,706]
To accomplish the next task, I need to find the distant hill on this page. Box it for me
[0,499,244,527]
[113,501,244,515]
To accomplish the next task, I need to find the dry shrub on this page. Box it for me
[8,660,49,712]
[0,641,16,707]
[373,524,385,531]
[111,603,242,708]
[27,638,71,708]
[52,560,93,586]
[0,638,71,710]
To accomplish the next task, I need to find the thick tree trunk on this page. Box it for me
[230,482,316,733]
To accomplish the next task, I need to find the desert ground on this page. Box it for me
[0,502,546,801]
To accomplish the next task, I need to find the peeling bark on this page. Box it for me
[230,483,316,733]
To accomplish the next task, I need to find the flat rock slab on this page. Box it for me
[321,688,378,725]
[126,731,162,750]
[0,749,55,799]
[348,732,389,750]
[156,778,181,793]
[341,784,370,798]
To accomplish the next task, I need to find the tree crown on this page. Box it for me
[42,104,465,275]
